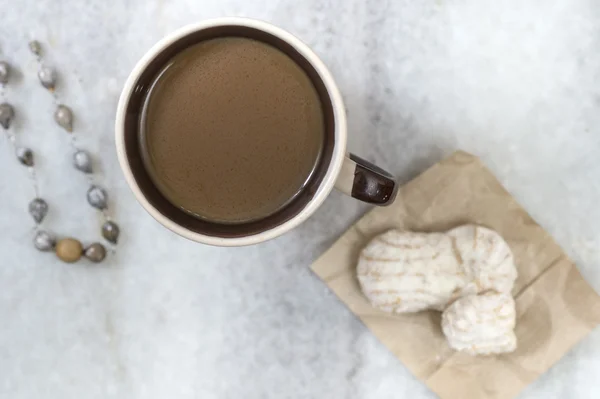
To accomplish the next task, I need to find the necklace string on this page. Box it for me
[0,41,120,263]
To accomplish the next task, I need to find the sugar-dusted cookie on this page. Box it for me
[357,230,469,313]
[441,292,517,355]
[357,225,517,315]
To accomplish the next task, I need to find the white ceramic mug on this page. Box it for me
[116,17,396,246]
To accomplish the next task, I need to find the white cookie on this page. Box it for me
[441,292,517,355]
[357,230,469,313]
[357,225,517,314]
[447,225,517,295]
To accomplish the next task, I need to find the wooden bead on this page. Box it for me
[55,238,83,263]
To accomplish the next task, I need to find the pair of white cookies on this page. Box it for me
[357,225,518,355]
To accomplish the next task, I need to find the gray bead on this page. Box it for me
[84,242,106,263]
[34,230,55,251]
[73,150,92,173]
[87,185,108,210]
[29,198,48,224]
[102,220,120,244]
[0,102,14,130]
[54,104,73,132]
[38,65,57,91]
[0,61,10,84]
[29,40,42,56]
[16,147,34,166]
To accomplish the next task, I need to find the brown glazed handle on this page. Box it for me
[334,153,397,205]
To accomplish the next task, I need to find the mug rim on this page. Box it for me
[115,17,347,246]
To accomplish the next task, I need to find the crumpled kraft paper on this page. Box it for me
[311,151,600,399]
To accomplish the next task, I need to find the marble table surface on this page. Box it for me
[1,0,600,398]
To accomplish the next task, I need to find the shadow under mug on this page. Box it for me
[115,17,397,246]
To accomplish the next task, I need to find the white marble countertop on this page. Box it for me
[1,1,600,398]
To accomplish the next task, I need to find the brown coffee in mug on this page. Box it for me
[140,37,326,224]
[117,19,397,245]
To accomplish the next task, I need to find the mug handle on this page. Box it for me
[334,153,398,205]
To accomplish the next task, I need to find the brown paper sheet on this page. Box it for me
[311,151,600,399]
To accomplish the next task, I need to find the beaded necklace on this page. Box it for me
[0,41,120,263]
